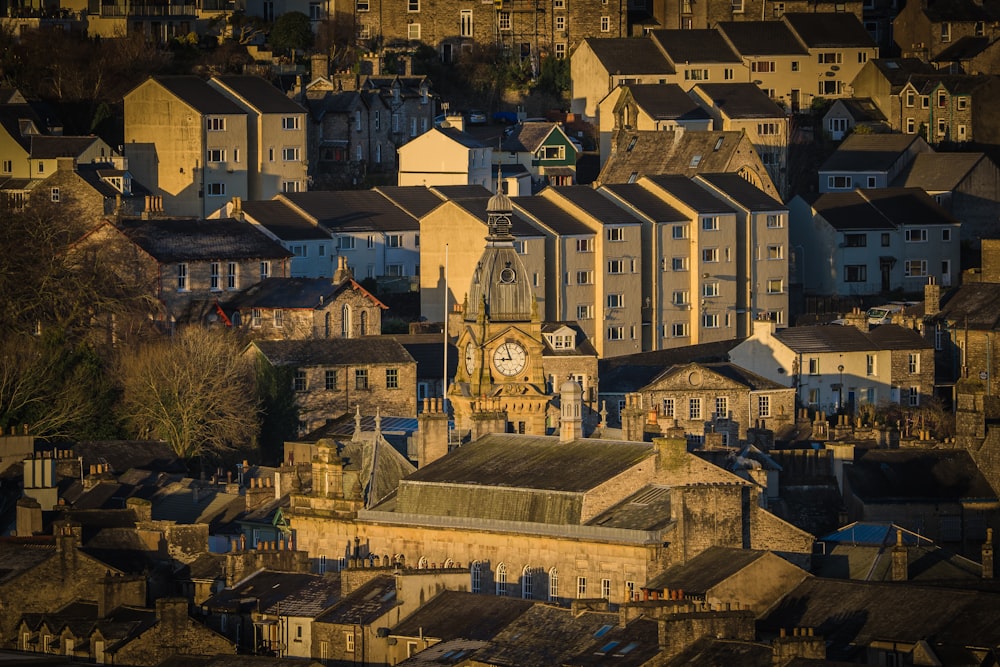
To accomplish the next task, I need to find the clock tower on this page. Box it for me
[449,188,551,435]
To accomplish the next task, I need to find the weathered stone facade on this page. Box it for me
[646,0,862,31]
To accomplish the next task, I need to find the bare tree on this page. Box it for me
[118,328,259,460]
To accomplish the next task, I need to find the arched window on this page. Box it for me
[471,561,482,593]
[444,558,455,568]
[342,305,351,338]
[522,566,533,599]
[359,310,368,336]
[496,563,508,596]
[418,556,428,569]
[548,567,559,601]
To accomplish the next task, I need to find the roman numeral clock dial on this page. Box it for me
[492,341,527,376]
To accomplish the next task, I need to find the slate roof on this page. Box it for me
[72,440,186,474]
[646,361,790,391]
[315,575,397,625]
[923,0,998,22]
[773,323,928,353]
[387,334,458,379]
[225,277,385,310]
[716,21,808,56]
[597,130,750,186]
[390,591,532,641]
[405,433,651,491]
[783,12,876,48]
[934,35,991,61]
[432,126,486,149]
[375,185,447,218]
[253,338,415,366]
[541,321,599,358]
[891,152,989,192]
[448,197,542,236]
[0,539,56,584]
[121,218,291,263]
[662,637,773,667]
[835,97,887,123]
[146,76,245,115]
[626,84,711,122]
[212,75,306,114]
[649,29,743,63]
[73,163,151,200]
[29,135,102,159]
[697,173,784,210]
[282,190,420,232]
[870,58,938,92]
[501,122,561,153]
[644,546,770,593]
[584,485,674,530]
[204,570,327,614]
[260,574,342,617]
[513,195,594,235]
[812,188,959,231]
[846,448,996,502]
[646,174,736,213]
[545,185,643,225]
[693,83,786,118]
[429,184,493,200]
[933,282,1000,329]
[601,182,688,222]
[819,133,923,173]
[598,339,741,393]
[580,37,674,74]
[241,200,330,241]
[149,480,245,530]
[0,103,43,151]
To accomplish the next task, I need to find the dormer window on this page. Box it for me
[545,331,576,350]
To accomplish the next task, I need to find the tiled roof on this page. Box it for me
[545,185,643,225]
[501,122,559,153]
[662,637,774,667]
[513,195,594,236]
[241,199,330,241]
[316,575,397,625]
[716,21,807,56]
[448,197,543,236]
[29,135,101,159]
[282,190,420,232]
[0,539,55,584]
[580,37,674,74]
[934,35,992,61]
[429,184,493,200]
[148,76,245,115]
[871,58,938,90]
[819,133,923,172]
[600,182,687,222]
[692,83,786,118]
[646,174,736,214]
[847,448,996,501]
[260,574,342,617]
[72,440,186,474]
[390,591,532,641]
[649,29,743,63]
[697,173,784,211]
[933,282,1000,329]
[433,126,486,149]
[814,188,959,231]
[252,337,415,366]
[596,130,749,185]
[121,218,291,263]
[225,277,384,310]
[907,73,992,95]
[773,323,928,353]
[212,75,307,114]
[783,12,876,48]
[626,84,711,121]
[375,185,447,218]
[835,97,887,123]
[584,484,674,530]
[644,546,771,593]
[598,339,740,393]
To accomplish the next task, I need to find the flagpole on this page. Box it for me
[443,243,449,413]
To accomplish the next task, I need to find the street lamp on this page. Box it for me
[837,364,845,412]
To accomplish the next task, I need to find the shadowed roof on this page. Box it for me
[501,122,561,152]
[545,185,643,225]
[282,190,420,232]
[145,76,244,115]
[692,83,786,118]
[773,323,928,353]
[375,185,448,218]
[846,448,996,502]
[580,37,674,74]
[646,175,736,214]
[783,12,876,48]
[252,338,415,366]
[241,199,330,241]
[514,195,594,235]
[29,135,102,159]
[212,75,306,114]
[697,173,784,210]
[716,21,807,56]
[819,133,924,172]
[120,218,292,262]
[813,188,959,231]
[891,152,989,192]
[601,183,687,222]
[934,282,1000,329]
[644,546,772,593]
[626,84,711,121]
[650,29,743,62]
[390,591,532,641]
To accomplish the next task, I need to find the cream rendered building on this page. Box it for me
[397,127,492,189]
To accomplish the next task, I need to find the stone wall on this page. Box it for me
[111,598,233,666]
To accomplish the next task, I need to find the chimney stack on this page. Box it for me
[891,529,908,581]
[984,527,994,580]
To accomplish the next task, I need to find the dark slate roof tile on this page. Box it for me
[581,37,675,74]
[933,282,1000,329]
[513,195,594,235]
[644,546,770,593]
[225,277,384,310]
[650,29,743,62]
[783,12,876,48]
[847,448,996,501]
[627,84,711,121]
[934,35,991,61]
[252,338,416,366]
[819,133,923,172]
[501,122,559,152]
[241,199,330,241]
[375,185,447,218]
[835,97,888,123]
[692,83,786,118]
[812,188,958,231]
[149,76,245,115]
[212,75,307,114]
[647,174,737,213]
[29,135,101,159]
[697,173,784,210]
[390,590,532,641]
[585,484,674,530]
[773,323,928,353]
[597,130,748,185]
[716,21,808,56]
[891,152,987,191]
[601,183,687,222]
[316,575,397,625]
[121,218,291,263]
[282,190,420,232]
[546,185,644,225]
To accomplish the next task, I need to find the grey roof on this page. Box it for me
[599,339,741,393]
[241,200,331,241]
[315,575,397,625]
[0,103,43,152]
[871,58,938,91]
[204,570,327,614]
[626,84,711,121]
[253,338,416,366]
[646,175,736,214]
[390,591,532,641]
[923,0,998,23]
[0,539,56,584]
[429,184,493,200]
[847,448,996,502]
[149,480,245,529]
[545,186,643,225]
[212,75,306,114]
[773,323,929,353]
[225,277,384,310]
[541,321,599,358]
[433,126,486,149]
[72,440,186,474]
[282,190,420,232]
[601,183,687,222]
[649,29,743,63]
[644,546,771,593]
[662,637,774,667]
[716,21,808,56]
[783,12,876,48]
[29,135,103,159]
[647,361,791,391]
[934,35,992,61]
[513,195,594,236]
[819,133,923,173]
[697,173,784,211]
[501,122,561,153]
[597,130,751,186]
[580,37,674,74]
[121,218,292,263]
[449,197,542,236]
[934,282,1000,329]
[692,83,786,118]
[813,188,959,231]
[401,433,653,493]
[146,76,244,115]
[388,334,458,380]
[374,185,447,218]
[260,574,342,617]
[891,152,989,192]
[584,485,674,530]
[834,97,888,123]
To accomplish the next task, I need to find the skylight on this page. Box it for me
[594,624,613,638]
[690,155,702,167]
[616,642,640,655]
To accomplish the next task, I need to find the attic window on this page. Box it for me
[594,625,614,638]
[626,136,638,152]
[714,137,724,151]
[690,155,702,167]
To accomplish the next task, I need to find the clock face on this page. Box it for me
[465,343,476,375]
[493,341,527,377]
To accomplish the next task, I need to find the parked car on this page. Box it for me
[494,111,518,124]
[467,109,487,125]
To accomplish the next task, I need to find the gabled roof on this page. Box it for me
[584,484,674,530]
[597,130,755,187]
[773,323,929,353]
[933,282,1000,329]
[513,195,594,235]
[870,58,938,92]
[260,574,342,617]
[501,122,564,153]
[847,448,996,502]
[645,361,790,391]
[425,125,486,149]
[579,37,674,74]
[390,590,532,641]
[819,133,924,173]
[446,197,543,236]
[29,135,103,159]
[315,574,397,625]
[545,185,644,225]
[646,174,737,214]
[430,184,493,200]
[832,97,888,123]
[225,277,386,310]
[643,546,773,593]
[716,21,808,56]
[0,103,43,151]
[922,0,998,23]
[598,339,740,393]
[783,12,876,48]
[375,185,447,218]
[813,188,959,231]
[142,76,244,115]
[253,337,415,366]
[906,73,992,95]
[623,84,711,122]
[281,190,420,232]
[649,29,743,63]
[600,182,688,222]
[204,570,327,613]
[933,35,992,61]
[692,83,786,118]
[697,173,784,211]
[241,199,330,241]
[120,218,292,263]
[211,75,306,114]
